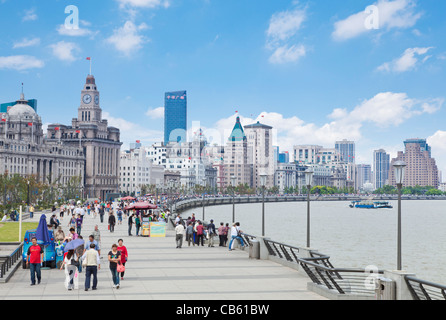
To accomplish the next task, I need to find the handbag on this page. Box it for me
[117,263,125,273]
[71,258,80,267]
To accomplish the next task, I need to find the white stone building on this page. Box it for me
[0,93,85,190]
[120,146,164,195]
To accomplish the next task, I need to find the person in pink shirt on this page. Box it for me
[69,228,79,240]
[117,239,128,280]
[196,221,204,246]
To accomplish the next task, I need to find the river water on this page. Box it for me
[181,200,446,285]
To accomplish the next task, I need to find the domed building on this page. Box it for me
[0,92,85,188]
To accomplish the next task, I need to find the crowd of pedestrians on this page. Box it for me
[173,213,246,251]
[26,199,248,292]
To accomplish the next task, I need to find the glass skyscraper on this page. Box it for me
[373,149,390,190]
[335,139,355,163]
[164,91,187,145]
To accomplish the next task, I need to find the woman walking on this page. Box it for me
[60,249,79,290]
[196,221,204,246]
[108,244,121,289]
[117,239,128,280]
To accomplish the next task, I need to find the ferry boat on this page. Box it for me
[349,201,393,209]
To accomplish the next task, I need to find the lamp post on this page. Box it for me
[393,161,406,271]
[305,168,314,248]
[202,178,206,221]
[27,180,30,208]
[231,176,237,223]
[260,174,267,237]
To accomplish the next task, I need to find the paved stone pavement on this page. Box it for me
[0,211,326,300]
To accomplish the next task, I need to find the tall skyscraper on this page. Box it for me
[356,164,372,189]
[164,91,187,145]
[335,139,355,163]
[244,121,274,188]
[373,149,390,190]
[388,139,439,188]
[224,117,250,188]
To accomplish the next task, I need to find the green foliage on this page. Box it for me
[373,185,445,195]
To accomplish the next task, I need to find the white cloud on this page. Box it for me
[266,8,306,47]
[22,8,37,22]
[57,24,97,37]
[49,41,80,62]
[145,107,164,119]
[427,131,446,181]
[116,0,170,9]
[378,47,434,72]
[212,92,442,162]
[266,7,308,64]
[332,0,422,41]
[341,92,442,127]
[268,44,306,64]
[103,111,163,148]
[106,21,149,56]
[13,37,40,49]
[0,55,44,71]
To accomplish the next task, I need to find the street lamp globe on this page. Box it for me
[305,168,314,187]
[260,174,267,187]
[393,161,406,185]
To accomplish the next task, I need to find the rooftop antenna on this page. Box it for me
[86,57,91,75]
[20,82,25,100]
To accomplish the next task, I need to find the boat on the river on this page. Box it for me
[349,201,393,209]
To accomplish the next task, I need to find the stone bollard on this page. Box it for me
[257,236,271,260]
[383,270,416,300]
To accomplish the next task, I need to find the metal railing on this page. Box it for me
[0,243,23,280]
[264,239,300,264]
[263,238,382,297]
[405,276,446,300]
[241,233,256,248]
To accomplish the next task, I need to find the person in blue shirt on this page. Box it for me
[83,234,100,257]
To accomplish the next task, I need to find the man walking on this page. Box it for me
[99,205,105,223]
[26,237,43,286]
[81,243,101,291]
[29,204,35,219]
[128,213,134,236]
[207,219,216,247]
[108,211,116,233]
[175,222,185,248]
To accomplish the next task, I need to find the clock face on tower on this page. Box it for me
[94,95,99,105]
[83,94,92,104]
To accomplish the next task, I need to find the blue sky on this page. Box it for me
[1,0,446,178]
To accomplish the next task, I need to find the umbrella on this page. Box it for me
[35,214,51,245]
[35,214,52,269]
[121,196,136,201]
[64,239,85,252]
[124,202,157,210]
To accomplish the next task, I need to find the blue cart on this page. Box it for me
[22,229,57,269]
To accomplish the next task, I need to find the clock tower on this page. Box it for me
[78,74,101,123]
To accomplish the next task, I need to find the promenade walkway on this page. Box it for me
[0,211,326,300]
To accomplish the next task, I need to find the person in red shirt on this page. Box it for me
[196,221,204,246]
[26,237,44,286]
[117,239,128,280]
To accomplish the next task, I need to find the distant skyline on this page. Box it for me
[0,0,445,179]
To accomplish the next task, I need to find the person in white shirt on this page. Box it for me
[175,223,185,248]
[81,243,101,291]
[229,222,245,251]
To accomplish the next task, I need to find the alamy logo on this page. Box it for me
[364,5,380,30]
[64,5,79,30]
[364,265,380,290]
